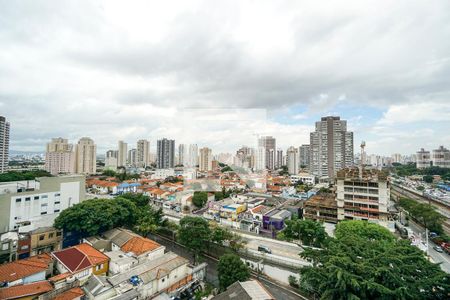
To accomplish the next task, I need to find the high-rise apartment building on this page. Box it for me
[178,144,186,166]
[299,144,310,169]
[416,148,431,169]
[75,137,96,175]
[199,147,212,172]
[128,148,137,166]
[286,146,299,175]
[45,138,75,175]
[187,144,198,168]
[258,136,276,170]
[255,147,266,171]
[310,116,354,178]
[137,139,150,167]
[275,149,283,169]
[105,150,118,170]
[157,138,175,169]
[117,141,128,167]
[432,146,450,168]
[0,116,10,174]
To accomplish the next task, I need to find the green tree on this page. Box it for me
[299,220,449,299]
[102,169,116,177]
[192,191,208,208]
[423,175,434,183]
[178,216,211,263]
[283,218,328,247]
[0,170,52,182]
[221,166,233,172]
[218,253,250,291]
[398,198,445,234]
[119,193,150,207]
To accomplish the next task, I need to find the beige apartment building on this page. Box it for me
[199,147,212,172]
[75,137,97,174]
[45,138,75,175]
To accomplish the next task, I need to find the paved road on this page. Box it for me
[407,221,450,273]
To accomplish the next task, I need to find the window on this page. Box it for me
[21,245,29,250]
[41,195,48,199]
[55,193,60,196]
[34,196,39,200]
[25,197,31,201]
[41,203,48,207]
[2,243,8,251]
[96,264,103,271]
[39,234,45,241]
[15,198,21,203]
[40,212,47,215]
[54,201,60,205]
[54,209,60,213]
[56,231,62,237]
[49,233,54,238]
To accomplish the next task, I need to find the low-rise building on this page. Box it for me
[303,194,338,223]
[29,226,62,256]
[0,280,53,300]
[213,280,275,300]
[0,253,53,287]
[52,243,109,284]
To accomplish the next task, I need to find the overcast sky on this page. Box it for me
[1,0,449,155]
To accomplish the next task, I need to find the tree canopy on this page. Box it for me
[178,216,211,261]
[218,253,250,291]
[0,170,52,182]
[282,218,328,247]
[398,197,445,234]
[192,191,208,208]
[299,220,449,300]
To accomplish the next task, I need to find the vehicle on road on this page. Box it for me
[434,245,444,253]
[258,245,272,254]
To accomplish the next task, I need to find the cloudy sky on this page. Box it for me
[1,0,449,155]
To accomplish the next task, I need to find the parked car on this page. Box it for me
[434,245,444,253]
[258,245,272,254]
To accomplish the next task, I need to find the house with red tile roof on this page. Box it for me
[53,287,84,300]
[0,253,53,287]
[0,280,53,300]
[52,243,109,283]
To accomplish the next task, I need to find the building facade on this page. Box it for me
[416,148,431,169]
[137,139,150,167]
[157,138,175,169]
[258,136,276,170]
[199,147,212,172]
[117,141,128,167]
[75,137,96,175]
[127,148,137,166]
[310,116,354,179]
[45,138,75,175]
[0,175,85,233]
[0,116,10,174]
[299,144,310,169]
[286,146,299,175]
[432,145,450,168]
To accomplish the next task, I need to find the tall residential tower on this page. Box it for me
[0,116,10,173]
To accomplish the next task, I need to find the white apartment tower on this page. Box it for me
[275,149,283,169]
[416,148,431,169]
[75,137,97,175]
[255,147,266,171]
[137,139,150,167]
[128,148,137,166]
[310,116,354,178]
[299,144,310,169]
[105,150,119,171]
[0,116,10,174]
[199,147,213,172]
[286,146,299,175]
[187,144,198,168]
[258,136,276,170]
[432,146,450,168]
[45,138,75,175]
[117,141,128,167]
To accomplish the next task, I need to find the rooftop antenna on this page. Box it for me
[359,141,366,179]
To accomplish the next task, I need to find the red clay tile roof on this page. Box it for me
[121,236,162,256]
[251,205,266,213]
[49,272,71,282]
[53,287,84,300]
[52,243,108,274]
[0,253,52,283]
[0,281,53,300]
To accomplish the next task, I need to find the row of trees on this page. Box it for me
[278,218,328,247]
[0,170,52,182]
[397,197,445,234]
[393,163,450,181]
[54,193,166,237]
[297,220,449,299]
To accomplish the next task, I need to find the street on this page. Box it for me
[407,220,450,273]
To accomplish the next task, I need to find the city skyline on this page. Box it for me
[1,1,449,155]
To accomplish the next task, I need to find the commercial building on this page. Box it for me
[0,116,10,173]
[117,141,128,167]
[416,148,431,169]
[336,168,390,222]
[310,116,354,179]
[299,144,310,169]
[0,175,85,233]
[258,136,276,170]
[137,139,150,167]
[432,145,450,168]
[157,138,175,169]
[199,147,212,172]
[44,138,75,175]
[286,146,299,175]
[75,137,96,175]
